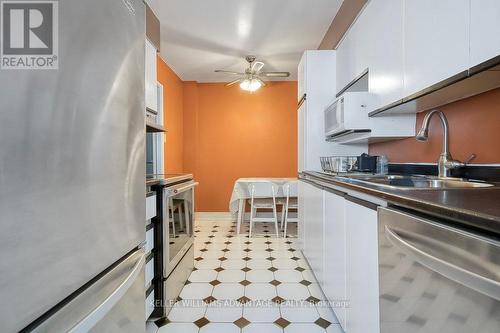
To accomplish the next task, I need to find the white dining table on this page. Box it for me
[229,177,297,234]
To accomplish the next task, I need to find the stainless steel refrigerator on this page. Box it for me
[0,0,146,332]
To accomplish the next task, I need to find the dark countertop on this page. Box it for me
[146,178,161,187]
[301,171,500,236]
[146,173,193,187]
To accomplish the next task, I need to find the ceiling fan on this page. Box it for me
[215,55,290,92]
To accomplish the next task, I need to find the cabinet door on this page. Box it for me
[403,0,470,97]
[470,0,500,67]
[145,39,158,112]
[301,182,324,285]
[323,191,347,329]
[336,34,354,94]
[308,185,325,285]
[345,199,379,333]
[336,23,367,94]
[297,54,306,101]
[337,0,405,108]
[302,182,313,258]
[366,0,405,109]
[297,101,306,173]
[297,181,306,250]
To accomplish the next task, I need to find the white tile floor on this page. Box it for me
[151,220,343,333]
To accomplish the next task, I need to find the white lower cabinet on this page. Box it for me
[145,257,154,289]
[297,181,306,251]
[307,184,325,285]
[301,181,325,284]
[145,289,155,320]
[146,192,157,221]
[345,199,380,333]
[324,190,347,329]
[300,180,380,333]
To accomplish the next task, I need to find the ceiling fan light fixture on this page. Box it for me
[240,78,262,92]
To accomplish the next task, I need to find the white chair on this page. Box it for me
[281,181,298,238]
[248,182,279,238]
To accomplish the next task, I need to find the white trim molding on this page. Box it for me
[195,212,297,223]
[195,212,236,222]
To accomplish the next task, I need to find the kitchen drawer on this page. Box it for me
[145,224,154,254]
[145,287,155,320]
[146,192,156,220]
[145,255,154,288]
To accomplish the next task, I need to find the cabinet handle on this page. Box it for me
[297,94,307,109]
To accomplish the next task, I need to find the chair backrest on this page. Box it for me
[284,181,298,198]
[249,181,276,200]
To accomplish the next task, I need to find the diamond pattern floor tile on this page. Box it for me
[242,323,283,333]
[205,306,243,323]
[163,220,337,333]
[199,323,240,333]
[156,322,199,333]
[217,269,245,283]
[243,305,281,323]
[280,306,320,323]
[167,304,207,322]
[245,283,277,300]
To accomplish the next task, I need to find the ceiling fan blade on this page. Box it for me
[261,72,290,78]
[251,61,265,73]
[225,79,241,86]
[215,70,245,75]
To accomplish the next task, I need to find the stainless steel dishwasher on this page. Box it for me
[378,207,500,333]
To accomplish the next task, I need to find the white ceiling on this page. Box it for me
[146,0,342,82]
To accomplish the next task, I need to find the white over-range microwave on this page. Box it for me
[324,92,376,140]
[324,92,415,143]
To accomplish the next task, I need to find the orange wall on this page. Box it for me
[369,88,500,163]
[157,56,184,173]
[156,57,298,211]
[184,82,298,212]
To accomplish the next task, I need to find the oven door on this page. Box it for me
[325,96,345,138]
[163,181,198,277]
[378,207,500,333]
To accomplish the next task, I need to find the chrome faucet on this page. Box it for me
[416,109,475,178]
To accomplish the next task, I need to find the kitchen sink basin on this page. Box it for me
[338,174,494,189]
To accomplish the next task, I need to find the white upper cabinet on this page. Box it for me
[337,0,405,110]
[145,39,158,113]
[298,51,363,171]
[297,56,306,100]
[366,0,405,109]
[336,0,500,112]
[470,0,500,67]
[336,17,368,95]
[336,31,355,94]
[403,0,470,97]
[299,50,337,98]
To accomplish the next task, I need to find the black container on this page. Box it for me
[356,153,378,172]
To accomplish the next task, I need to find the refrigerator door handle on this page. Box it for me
[68,251,146,333]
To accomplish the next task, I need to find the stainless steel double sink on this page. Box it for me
[337,174,494,190]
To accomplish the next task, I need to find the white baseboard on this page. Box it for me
[195,212,235,222]
[195,211,298,222]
